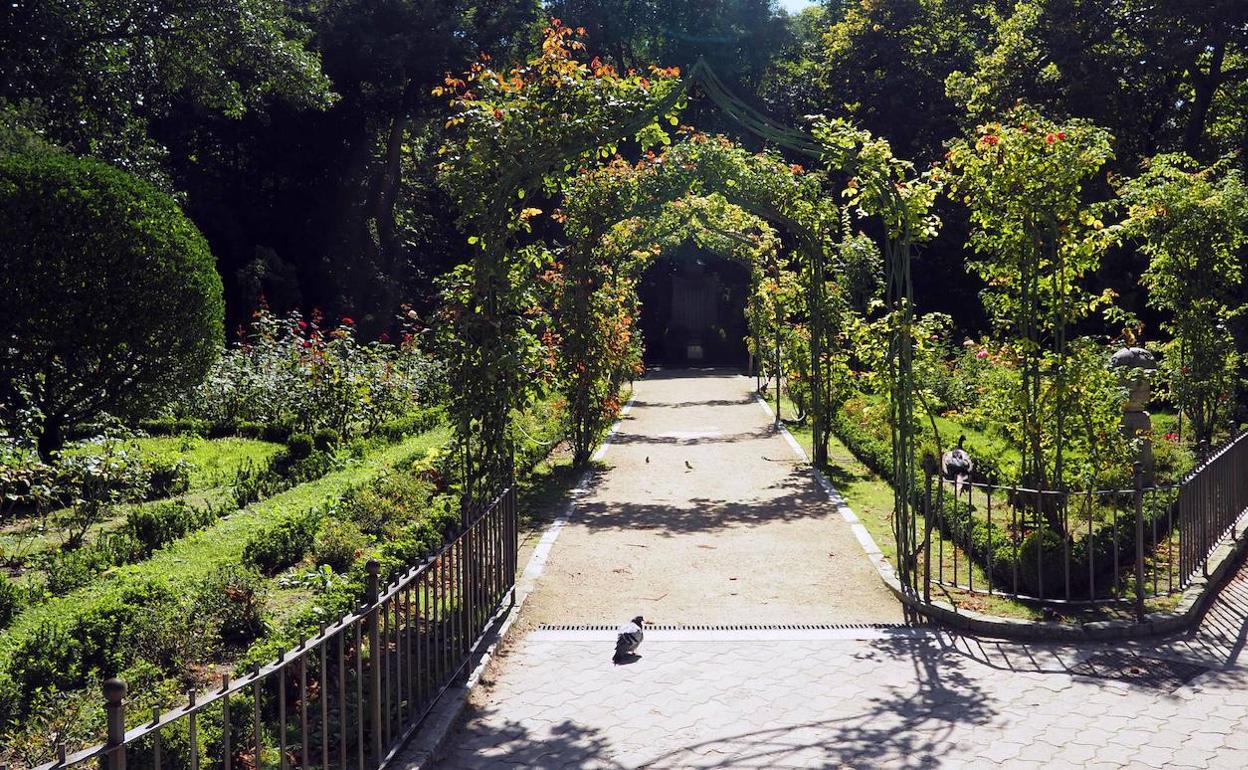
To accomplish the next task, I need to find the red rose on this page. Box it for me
[297,320,308,330]
[983,135,999,146]
[341,317,354,325]
[1057,131,1066,140]
[1046,133,1056,144]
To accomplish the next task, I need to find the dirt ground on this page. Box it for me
[520,369,902,626]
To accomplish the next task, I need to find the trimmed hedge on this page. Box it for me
[0,432,446,733]
[140,406,444,447]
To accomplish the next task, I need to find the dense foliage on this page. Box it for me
[0,152,224,459]
[1118,155,1248,446]
[170,307,442,438]
[945,108,1126,514]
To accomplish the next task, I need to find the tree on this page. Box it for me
[0,153,225,459]
[1119,154,1248,446]
[0,0,334,181]
[945,108,1122,522]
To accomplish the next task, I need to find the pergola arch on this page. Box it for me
[437,26,940,593]
[556,137,839,462]
[552,190,787,462]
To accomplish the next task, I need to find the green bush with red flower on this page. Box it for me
[169,307,443,438]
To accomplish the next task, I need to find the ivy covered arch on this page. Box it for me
[555,185,787,463]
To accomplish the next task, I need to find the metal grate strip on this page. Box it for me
[536,623,912,632]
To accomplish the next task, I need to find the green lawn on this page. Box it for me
[68,435,284,490]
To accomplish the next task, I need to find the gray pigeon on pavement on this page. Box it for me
[613,616,644,664]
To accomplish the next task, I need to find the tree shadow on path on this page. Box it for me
[437,636,995,769]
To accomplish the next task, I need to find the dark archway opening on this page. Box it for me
[637,241,750,368]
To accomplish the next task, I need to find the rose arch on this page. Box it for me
[435,23,941,591]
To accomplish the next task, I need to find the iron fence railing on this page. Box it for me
[919,428,1248,619]
[922,471,1181,610]
[24,485,518,770]
[1178,429,1248,583]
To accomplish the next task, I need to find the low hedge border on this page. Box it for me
[0,429,447,733]
[139,406,445,446]
[0,445,342,631]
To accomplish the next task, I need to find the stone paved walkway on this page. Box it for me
[427,371,1248,769]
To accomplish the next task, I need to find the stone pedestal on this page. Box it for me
[1110,346,1158,483]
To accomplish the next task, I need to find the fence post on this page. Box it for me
[1134,462,1146,623]
[365,559,382,768]
[104,678,127,770]
[923,472,932,605]
[461,506,474,683]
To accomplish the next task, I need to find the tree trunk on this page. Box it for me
[36,416,63,463]
[1184,39,1226,158]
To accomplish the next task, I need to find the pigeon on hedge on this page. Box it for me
[941,435,974,495]
[613,616,645,664]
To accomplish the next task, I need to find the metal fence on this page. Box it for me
[28,485,518,770]
[1178,429,1248,583]
[922,471,1180,611]
[920,428,1248,617]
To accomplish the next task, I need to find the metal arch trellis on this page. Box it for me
[471,55,921,582]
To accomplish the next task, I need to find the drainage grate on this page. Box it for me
[1069,651,1209,691]
[536,623,911,632]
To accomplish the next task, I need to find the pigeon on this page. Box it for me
[684,460,693,470]
[613,615,645,664]
[941,435,974,494]
[645,456,650,463]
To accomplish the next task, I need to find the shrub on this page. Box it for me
[1015,528,1071,598]
[286,433,314,460]
[0,575,21,629]
[313,427,341,451]
[194,565,268,647]
[261,422,295,443]
[0,152,224,460]
[122,502,196,557]
[338,470,435,537]
[145,457,191,499]
[375,407,445,442]
[170,307,441,438]
[312,518,366,572]
[44,546,112,594]
[242,509,321,575]
[54,444,151,547]
[0,575,182,727]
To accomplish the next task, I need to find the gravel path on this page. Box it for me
[520,369,902,626]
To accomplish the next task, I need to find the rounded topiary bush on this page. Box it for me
[0,152,224,459]
[1016,527,1071,599]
